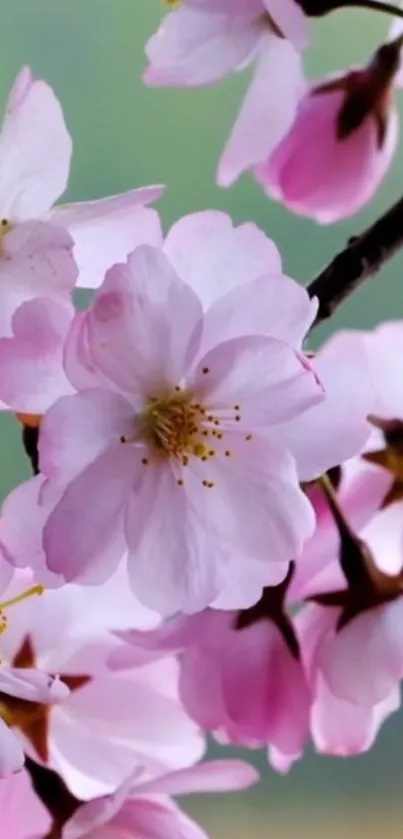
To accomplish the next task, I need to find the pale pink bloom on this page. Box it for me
[37,239,323,614]
[111,603,310,774]
[0,769,51,836]
[0,569,203,799]
[0,66,163,289]
[144,1,308,185]
[62,759,259,839]
[256,40,401,222]
[297,600,400,757]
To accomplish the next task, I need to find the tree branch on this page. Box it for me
[307,194,403,329]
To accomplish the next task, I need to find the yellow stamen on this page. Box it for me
[0,585,44,612]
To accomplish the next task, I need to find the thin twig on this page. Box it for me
[307,194,403,329]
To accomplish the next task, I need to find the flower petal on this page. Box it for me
[0,67,71,219]
[0,297,73,413]
[163,210,281,310]
[43,444,138,583]
[201,274,317,354]
[144,7,260,87]
[86,245,203,395]
[51,191,163,289]
[218,35,304,186]
[192,335,323,427]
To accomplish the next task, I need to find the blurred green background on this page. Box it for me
[2,1,403,836]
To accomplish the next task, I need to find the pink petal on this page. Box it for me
[192,336,323,426]
[277,330,374,481]
[163,210,281,310]
[50,665,204,799]
[320,601,403,706]
[0,719,25,777]
[363,320,403,418]
[0,221,77,336]
[0,665,69,702]
[0,475,58,574]
[136,759,259,796]
[0,769,51,830]
[193,432,315,563]
[63,311,106,391]
[51,192,163,290]
[43,444,139,583]
[201,273,317,354]
[114,799,209,839]
[0,68,71,219]
[86,245,203,396]
[218,34,304,186]
[126,464,225,615]
[312,676,400,757]
[39,388,136,483]
[263,0,309,49]
[144,7,260,87]
[0,297,74,413]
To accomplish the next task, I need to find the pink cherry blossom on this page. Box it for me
[0,66,164,289]
[0,769,51,836]
[62,759,259,839]
[297,602,400,757]
[144,1,307,185]
[0,569,203,798]
[255,39,401,222]
[0,600,69,777]
[111,584,310,775]
[33,235,325,615]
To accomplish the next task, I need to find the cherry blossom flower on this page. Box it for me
[144,0,308,186]
[111,575,310,775]
[62,759,259,839]
[0,770,51,836]
[255,37,402,222]
[0,66,163,290]
[0,569,203,799]
[32,237,324,614]
[0,580,70,776]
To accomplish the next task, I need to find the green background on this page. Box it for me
[2,2,403,836]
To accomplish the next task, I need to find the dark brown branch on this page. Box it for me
[307,194,403,328]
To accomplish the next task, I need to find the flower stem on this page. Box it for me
[308,194,403,329]
[346,0,403,20]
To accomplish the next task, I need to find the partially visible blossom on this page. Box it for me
[0,66,163,289]
[144,1,308,185]
[62,759,259,839]
[0,769,51,836]
[256,38,402,222]
[111,569,310,774]
[0,569,203,798]
[0,577,69,776]
[297,600,400,757]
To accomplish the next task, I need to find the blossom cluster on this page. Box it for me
[2,0,403,836]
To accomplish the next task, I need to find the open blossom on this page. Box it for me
[0,568,203,799]
[0,210,329,615]
[0,66,163,290]
[144,0,308,186]
[62,760,258,839]
[256,38,402,222]
[0,770,51,837]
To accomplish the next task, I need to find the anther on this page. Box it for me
[202,367,210,375]
[177,479,184,486]
[235,415,241,422]
[245,434,253,441]
[225,450,231,457]
[141,457,149,465]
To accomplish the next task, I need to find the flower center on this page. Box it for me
[139,390,213,461]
